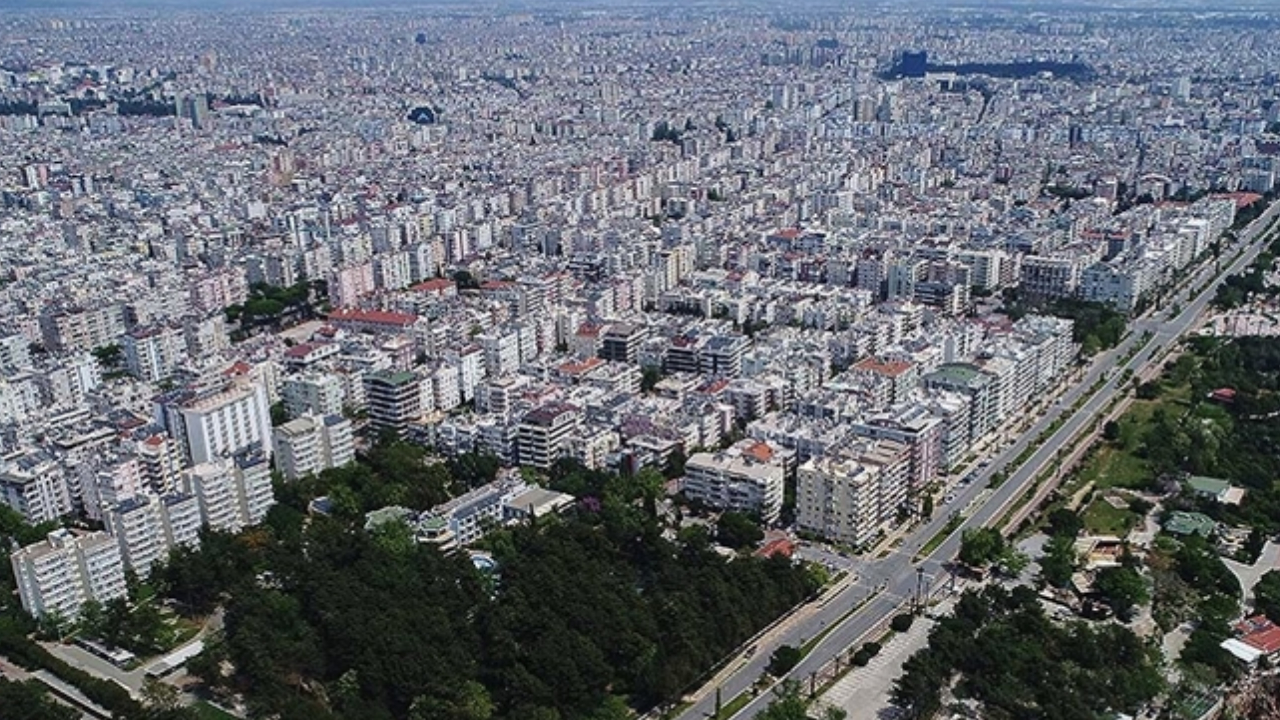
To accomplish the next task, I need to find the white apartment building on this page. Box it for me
[103,494,171,576]
[797,455,884,548]
[182,451,276,533]
[234,451,275,525]
[159,492,202,550]
[0,452,73,525]
[480,329,522,378]
[273,414,355,480]
[185,461,242,532]
[82,457,143,521]
[10,529,127,620]
[683,440,788,523]
[281,372,347,419]
[1080,260,1154,313]
[155,377,274,465]
[122,325,184,383]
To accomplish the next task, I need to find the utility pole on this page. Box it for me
[714,687,721,718]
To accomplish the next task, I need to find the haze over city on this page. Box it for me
[1,2,1280,720]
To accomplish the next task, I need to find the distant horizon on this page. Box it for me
[3,0,1280,12]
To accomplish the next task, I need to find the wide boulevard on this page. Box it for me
[672,198,1280,720]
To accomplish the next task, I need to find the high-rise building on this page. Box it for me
[154,377,274,464]
[10,529,127,620]
[181,451,276,533]
[176,93,210,129]
[797,455,884,548]
[122,325,184,383]
[363,370,423,436]
[273,414,356,480]
[281,372,347,419]
[598,322,647,364]
[103,495,171,577]
[517,403,581,469]
[0,452,73,525]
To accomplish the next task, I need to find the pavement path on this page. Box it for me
[1222,540,1280,607]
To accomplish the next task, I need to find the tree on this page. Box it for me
[270,401,289,426]
[756,680,807,720]
[1039,534,1078,588]
[996,549,1030,578]
[958,528,1006,567]
[767,645,802,676]
[1046,508,1083,539]
[1094,566,1150,619]
[717,512,764,550]
[640,366,664,393]
[1256,571,1280,624]
[141,678,182,712]
[0,678,78,720]
[1102,420,1121,441]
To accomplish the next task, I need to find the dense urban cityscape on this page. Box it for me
[2,2,1280,720]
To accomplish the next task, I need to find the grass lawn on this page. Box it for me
[1081,498,1138,536]
[1073,444,1151,491]
[192,702,240,720]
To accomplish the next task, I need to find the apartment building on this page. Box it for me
[797,455,884,548]
[923,363,999,446]
[122,324,184,383]
[364,370,423,436]
[38,304,126,352]
[154,377,274,465]
[273,414,356,480]
[281,372,347,419]
[683,439,789,523]
[0,451,73,525]
[10,529,127,620]
[598,322,647,364]
[102,494,172,577]
[517,403,581,470]
[181,451,276,533]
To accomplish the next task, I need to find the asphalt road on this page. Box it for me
[672,200,1280,720]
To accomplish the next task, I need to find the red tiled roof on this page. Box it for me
[223,361,252,376]
[853,357,914,377]
[1214,192,1264,210]
[410,278,456,293]
[744,441,774,463]
[558,357,604,375]
[755,538,795,559]
[328,308,418,327]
